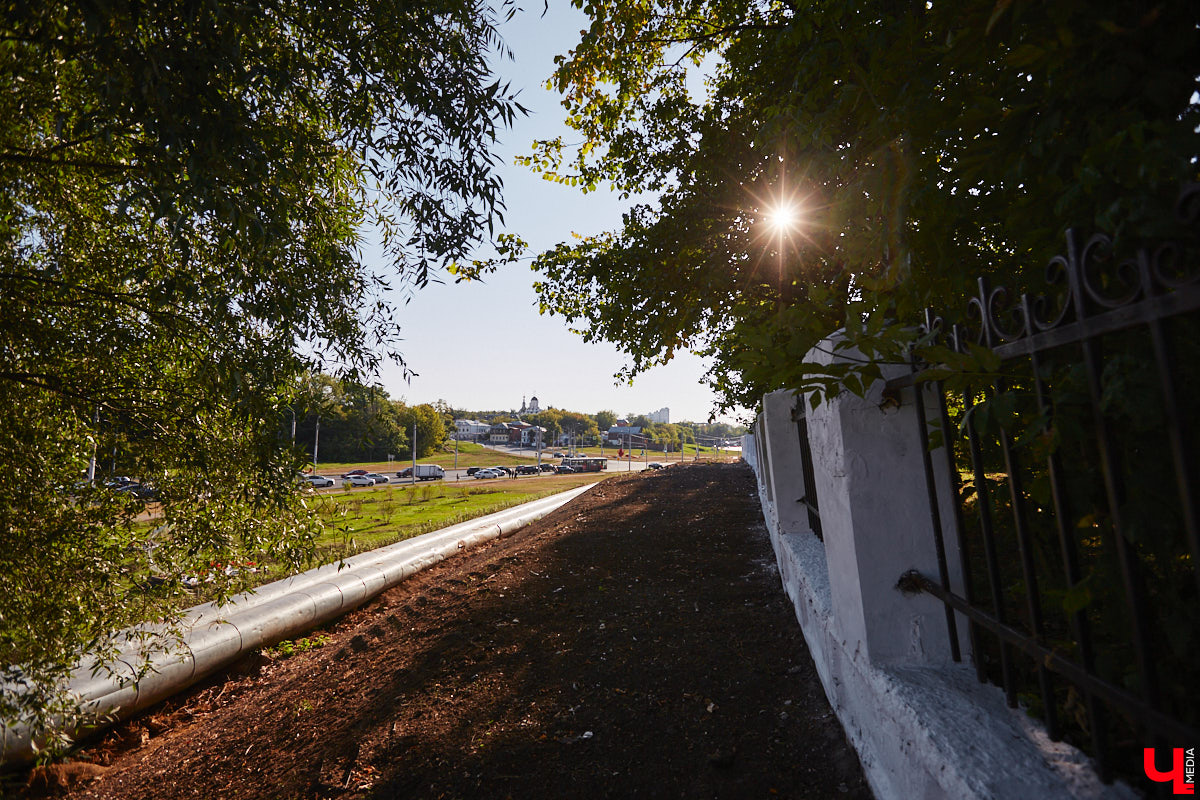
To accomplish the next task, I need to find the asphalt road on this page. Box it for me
[306,449,676,492]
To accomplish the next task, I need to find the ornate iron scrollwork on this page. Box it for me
[921,183,1199,356]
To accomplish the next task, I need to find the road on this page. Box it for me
[307,448,674,492]
[478,442,689,473]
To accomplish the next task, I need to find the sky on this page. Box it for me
[371,4,746,425]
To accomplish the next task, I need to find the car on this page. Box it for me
[647,462,664,470]
[516,465,540,475]
[396,467,412,478]
[341,469,368,478]
[465,467,482,476]
[553,452,566,458]
[116,482,159,500]
[342,475,375,487]
[474,468,501,479]
[305,475,335,488]
[365,473,389,484]
[539,463,556,473]
[555,465,577,474]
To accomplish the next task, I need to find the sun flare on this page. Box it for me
[766,202,800,232]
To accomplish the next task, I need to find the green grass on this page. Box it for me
[309,473,604,561]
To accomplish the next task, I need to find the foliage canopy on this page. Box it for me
[520,0,1199,414]
[0,0,520,748]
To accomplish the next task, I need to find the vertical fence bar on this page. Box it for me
[1029,343,1110,776]
[1146,315,1200,601]
[963,387,1018,707]
[994,377,1059,739]
[935,370,985,682]
[1079,336,1161,714]
[911,361,961,662]
[794,407,823,540]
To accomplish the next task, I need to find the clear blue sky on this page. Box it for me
[372,4,746,424]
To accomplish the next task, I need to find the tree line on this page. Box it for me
[292,381,748,463]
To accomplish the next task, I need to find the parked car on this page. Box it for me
[539,463,556,473]
[516,465,540,475]
[474,468,501,479]
[555,465,577,474]
[493,466,514,476]
[305,475,335,488]
[465,466,482,476]
[342,475,375,487]
[116,482,159,500]
[341,469,369,478]
[365,473,389,484]
[553,452,566,458]
[647,462,664,470]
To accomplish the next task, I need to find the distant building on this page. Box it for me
[607,425,642,446]
[646,407,670,424]
[518,394,541,416]
[454,419,490,441]
[522,425,547,447]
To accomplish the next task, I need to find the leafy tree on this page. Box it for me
[0,0,522,747]
[558,411,600,444]
[395,403,448,460]
[593,409,618,431]
[526,409,564,443]
[644,422,681,452]
[517,0,1199,412]
[302,381,408,463]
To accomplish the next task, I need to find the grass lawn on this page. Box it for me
[308,472,605,560]
[135,472,611,609]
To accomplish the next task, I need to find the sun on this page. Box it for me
[766,202,800,232]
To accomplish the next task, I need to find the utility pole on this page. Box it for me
[313,415,320,472]
[411,419,417,485]
[87,405,99,483]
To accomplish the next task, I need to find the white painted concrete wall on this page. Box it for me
[752,335,1134,800]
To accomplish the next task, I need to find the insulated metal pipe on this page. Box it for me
[2,484,595,764]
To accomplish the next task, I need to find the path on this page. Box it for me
[30,463,871,799]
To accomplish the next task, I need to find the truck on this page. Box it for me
[396,464,445,481]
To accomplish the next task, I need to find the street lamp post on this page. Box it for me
[313,415,320,472]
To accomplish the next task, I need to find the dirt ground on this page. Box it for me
[19,463,872,799]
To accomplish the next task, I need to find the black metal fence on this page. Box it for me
[791,405,822,540]
[889,184,1200,784]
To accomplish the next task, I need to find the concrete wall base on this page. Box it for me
[757,482,1136,800]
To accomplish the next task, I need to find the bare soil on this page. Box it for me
[22,463,872,799]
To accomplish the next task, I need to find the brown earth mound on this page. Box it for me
[20,462,872,799]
